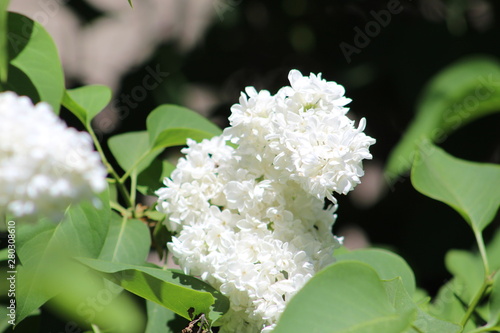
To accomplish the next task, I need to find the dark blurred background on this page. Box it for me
[9,0,500,295]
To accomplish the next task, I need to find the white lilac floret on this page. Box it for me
[0,91,107,219]
[156,70,375,332]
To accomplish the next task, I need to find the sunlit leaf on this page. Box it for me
[98,213,150,265]
[79,258,229,324]
[63,85,112,126]
[108,131,159,175]
[384,278,461,333]
[411,143,500,233]
[15,190,110,324]
[273,261,415,333]
[147,104,221,150]
[336,248,416,296]
[5,13,64,112]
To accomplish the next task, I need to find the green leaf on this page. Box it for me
[145,300,172,333]
[98,213,151,265]
[45,261,145,333]
[146,300,189,333]
[137,159,175,195]
[486,227,500,272]
[0,0,9,82]
[137,157,164,195]
[445,250,484,302]
[63,85,112,126]
[15,190,111,324]
[489,273,500,326]
[152,218,170,259]
[384,278,461,333]
[385,56,500,183]
[147,104,221,150]
[429,279,475,331]
[336,248,416,296]
[5,12,64,112]
[78,258,229,324]
[411,143,500,232]
[273,261,415,333]
[108,131,160,177]
[0,247,8,261]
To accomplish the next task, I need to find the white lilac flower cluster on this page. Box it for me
[156,70,375,332]
[0,91,107,219]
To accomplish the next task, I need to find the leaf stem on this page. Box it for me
[130,171,137,209]
[110,201,128,216]
[459,230,493,329]
[87,126,133,208]
[474,229,490,277]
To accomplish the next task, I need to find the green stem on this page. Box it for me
[130,171,137,209]
[87,126,133,208]
[110,201,128,216]
[474,229,490,277]
[459,230,493,329]
[459,276,493,328]
[119,149,158,183]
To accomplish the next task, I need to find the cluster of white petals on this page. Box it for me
[225,70,376,203]
[156,70,375,332]
[0,91,107,219]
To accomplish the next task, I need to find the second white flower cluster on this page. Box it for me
[156,70,375,332]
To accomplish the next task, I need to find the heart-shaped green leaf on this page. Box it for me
[411,143,500,233]
[5,12,64,112]
[63,85,112,127]
[147,104,221,150]
[108,131,159,176]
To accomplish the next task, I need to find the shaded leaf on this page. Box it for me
[445,250,484,302]
[146,300,189,333]
[137,156,163,196]
[273,261,415,333]
[0,0,9,82]
[429,279,472,330]
[386,56,500,183]
[411,143,500,232]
